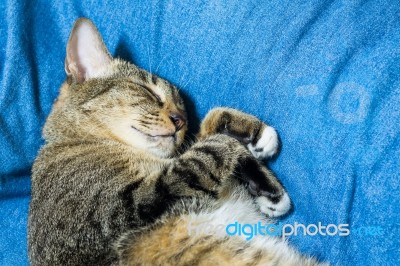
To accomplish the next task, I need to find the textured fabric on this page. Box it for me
[0,1,399,265]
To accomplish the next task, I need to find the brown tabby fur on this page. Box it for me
[28,18,326,266]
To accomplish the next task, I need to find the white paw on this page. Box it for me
[256,192,291,217]
[247,126,279,159]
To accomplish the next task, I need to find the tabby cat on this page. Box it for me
[28,18,326,266]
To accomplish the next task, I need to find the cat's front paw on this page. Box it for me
[239,156,290,217]
[247,126,279,159]
[256,192,291,218]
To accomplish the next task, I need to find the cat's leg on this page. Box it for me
[164,134,250,197]
[237,155,291,217]
[198,107,290,217]
[198,107,279,159]
[118,134,256,224]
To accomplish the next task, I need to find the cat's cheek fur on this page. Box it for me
[248,126,279,159]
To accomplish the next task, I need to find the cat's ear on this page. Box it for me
[65,18,112,83]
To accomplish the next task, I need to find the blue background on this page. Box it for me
[1,0,399,265]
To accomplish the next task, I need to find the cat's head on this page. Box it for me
[45,18,187,158]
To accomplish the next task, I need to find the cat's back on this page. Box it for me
[28,140,154,265]
[32,140,133,184]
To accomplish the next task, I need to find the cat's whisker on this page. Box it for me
[178,72,187,87]
[147,43,152,73]
[154,53,169,74]
[182,76,192,90]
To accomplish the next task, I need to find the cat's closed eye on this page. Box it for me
[135,83,163,105]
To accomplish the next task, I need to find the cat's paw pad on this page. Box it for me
[256,192,291,218]
[247,126,279,159]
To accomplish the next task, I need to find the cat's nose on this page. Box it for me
[169,112,186,131]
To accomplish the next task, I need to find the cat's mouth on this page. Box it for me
[131,126,175,140]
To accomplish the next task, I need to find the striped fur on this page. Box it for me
[28,18,327,266]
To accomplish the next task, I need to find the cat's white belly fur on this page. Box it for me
[187,186,326,265]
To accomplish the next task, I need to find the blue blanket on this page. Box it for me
[1,0,399,265]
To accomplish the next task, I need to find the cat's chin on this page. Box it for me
[147,136,177,158]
